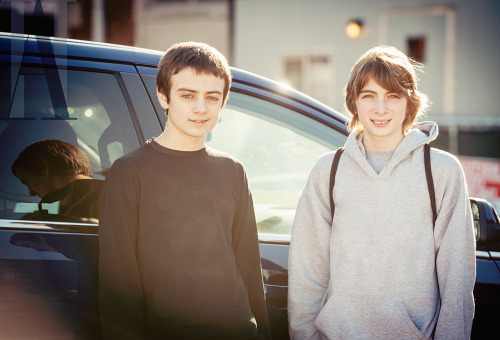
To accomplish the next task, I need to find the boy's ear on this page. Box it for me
[156,87,169,109]
[39,159,50,177]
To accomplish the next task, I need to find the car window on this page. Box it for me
[0,65,141,223]
[120,72,163,140]
[208,91,345,235]
[140,73,166,127]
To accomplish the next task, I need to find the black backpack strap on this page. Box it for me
[329,145,436,226]
[424,145,439,338]
[424,144,437,226]
[329,147,345,221]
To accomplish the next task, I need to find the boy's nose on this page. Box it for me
[374,98,387,114]
[194,98,207,113]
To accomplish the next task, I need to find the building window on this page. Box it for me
[407,36,426,62]
[284,55,334,106]
[153,0,223,2]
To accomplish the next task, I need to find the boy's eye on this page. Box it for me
[361,94,373,99]
[388,94,400,99]
[208,96,220,101]
[181,94,194,99]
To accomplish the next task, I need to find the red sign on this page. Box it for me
[459,156,500,200]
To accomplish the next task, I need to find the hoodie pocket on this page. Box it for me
[314,294,425,340]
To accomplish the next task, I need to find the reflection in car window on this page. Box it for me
[208,92,344,235]
[471,202,480,241]
[0,66,141,223]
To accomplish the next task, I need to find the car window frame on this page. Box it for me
[0,58,156,226]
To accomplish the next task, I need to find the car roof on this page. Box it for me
[0,32,350,131]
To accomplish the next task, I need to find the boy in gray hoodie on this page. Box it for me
[288,46,475,340]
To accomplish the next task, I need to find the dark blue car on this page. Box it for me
[0,33,499,339]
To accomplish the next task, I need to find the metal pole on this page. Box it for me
[92,0,105,42]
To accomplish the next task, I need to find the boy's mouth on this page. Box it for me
[190,119,208,124]
[371,119,390,127]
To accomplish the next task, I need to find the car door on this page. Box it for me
[0,36,159,339]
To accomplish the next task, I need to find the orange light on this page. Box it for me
[346,20,363,39]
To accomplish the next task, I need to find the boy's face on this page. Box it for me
[14,168,54,198]
[157,67,225,150]
[355,78,408,151]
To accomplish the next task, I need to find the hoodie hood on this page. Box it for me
[344,121,439,178]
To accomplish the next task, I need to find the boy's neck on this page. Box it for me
[155,131,206,151]
[362,133,403,152]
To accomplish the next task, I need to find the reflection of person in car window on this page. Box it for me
[11,139,102,222]
[99,42,270,340]
[289,46,475,339]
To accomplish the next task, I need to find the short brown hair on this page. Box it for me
[156,41,232,105]
[12,139,92,178]
[345,46,429,134]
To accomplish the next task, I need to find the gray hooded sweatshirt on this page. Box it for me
[288,122,475,340]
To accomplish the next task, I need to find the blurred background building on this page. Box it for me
[1,0,499,207]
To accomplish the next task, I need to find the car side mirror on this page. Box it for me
[471,197,500,251]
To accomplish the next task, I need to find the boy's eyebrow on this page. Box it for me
[359,88,398,94]
[177,87,223,95]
